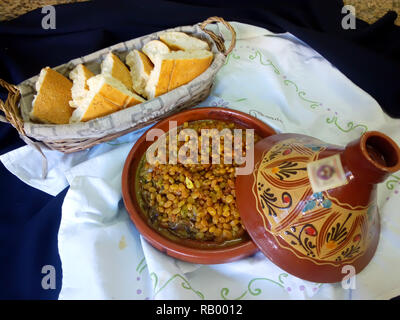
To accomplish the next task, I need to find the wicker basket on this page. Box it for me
[0,17,236,154]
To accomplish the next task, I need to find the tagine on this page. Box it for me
[236,131,400,282]
[122,107,400,283]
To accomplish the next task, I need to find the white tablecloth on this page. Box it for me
[2,22,400,300]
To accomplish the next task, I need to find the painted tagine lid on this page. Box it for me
[236,131,400,283]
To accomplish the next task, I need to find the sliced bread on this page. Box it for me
[69,64,95,108]
[101,52,134,92]
[159,31,209,51]
[70,74,146,123]
[30,67,74,124]
[87,74,145,108]
[69,91,122,123]
[126,49,154,96]
[142,40,170,65]
[144,50,213,99]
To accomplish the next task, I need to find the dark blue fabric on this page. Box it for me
[0,0,399,299]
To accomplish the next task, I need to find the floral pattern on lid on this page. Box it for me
[252,138,376,265]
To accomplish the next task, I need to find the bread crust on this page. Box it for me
[104,53,133,91]
[97,80,144,107]
[81,65,95,90]
[160,32,210,51]
[154,59,174,97]
[138,51,153,76]
[168,54,213,91]
[126,50,153,96]
[147,51,213,99]
[31,67,74,124]
[80,93,122,122]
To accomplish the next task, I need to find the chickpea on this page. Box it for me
[225,195,234,204]
[207,207,217,216]
[163,200,173,208]
[223,230,233,239]
[178,200,185,208]
[167,193,176,201]
[138,120,260,243]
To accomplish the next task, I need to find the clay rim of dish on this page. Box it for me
[121,107,277,263]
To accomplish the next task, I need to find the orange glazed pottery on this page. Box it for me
[236,131,400,283]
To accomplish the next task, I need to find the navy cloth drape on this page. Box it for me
[0,0,399,299]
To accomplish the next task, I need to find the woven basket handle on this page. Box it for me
[0,78,25,135]
[0,79,48,178]
[200,16,236,56]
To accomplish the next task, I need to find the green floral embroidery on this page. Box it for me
[223,52,240,66]
[220,287,248,300]
[220,273,288,300]
[247,49,371,134]
[249,50,280,74]
[325,115,368,134]
[283,79,299,92]
[150,272,158,291]
[283,79,321,109]
[298,91,320,109]
[137,257,147,274]
[386,174,400,190]
[136,258,204,299]
[150,272,205,299]
[249,109,284,125]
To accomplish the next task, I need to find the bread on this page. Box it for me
[101,52,134,92]
[159,31,209,51]
[30,32,213,125]
[70,74,145,123]
[69,64,95,108]
[126,49,154,96]
[168,50,213,90]
[69,91,122,123]
[145,50,213,99]
[30,67,74,124]
[142,40,170,65]
[87,74,145,107]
